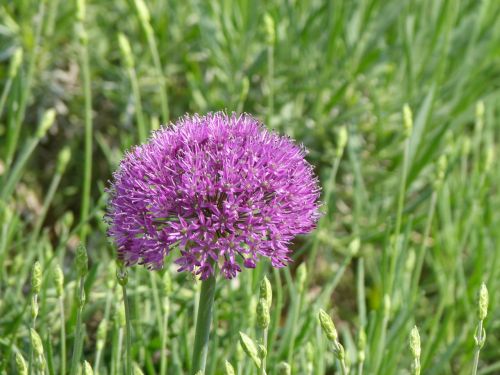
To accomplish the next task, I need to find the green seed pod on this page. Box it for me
[263,13,275,45]
[36,108,56,139]
[9,48,23,79]
[256,298,270,330]
[239,332,261,368]
[409,325,421,358]
[403,104,413,138]
[318,309,337,342]
[276,362,291,375]
[75,244,89,277]
[478,283,489,321]
[53,264,64,297]
[31,261,42,294]
[259,276,272,307]
[15,351,28,375]
[224,360,235,375]
[82,360,93,375]
[133,363,145,375]
[296,263,307,293]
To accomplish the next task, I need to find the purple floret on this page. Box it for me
[106,112,320,279]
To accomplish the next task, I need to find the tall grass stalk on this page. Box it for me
[4,0,46,169]
[70,245,88,374]
[118,33,147,143]
[76,0,93,242]
[0,48,22,119]
[117,267,133,375]
[133,0,169,123]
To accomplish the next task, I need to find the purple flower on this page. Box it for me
[106,112,320,279]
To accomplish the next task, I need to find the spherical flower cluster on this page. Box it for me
[106,112,320,279]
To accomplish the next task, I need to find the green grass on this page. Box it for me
[1,0,500,374]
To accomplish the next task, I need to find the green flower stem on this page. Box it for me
[160,300,169,375]
[121,284,133,375]
[58,296,66,375]
[4,1,45,170]
[76,0,93,242]
[192,274,217,374]
[472,320,484,375]
[260,329,268,375]
[410,190,437,304]
[69,278,85,374]
[387,135,410,296]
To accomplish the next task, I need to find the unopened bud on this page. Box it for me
[337,126,348,157]
[76,0,86,21]
[133,363,144,375]
[409,326,421,358]
[403,104,413,138]
[357,328,366,362]
[263,13,275,45]
[296,263,307,292]
[318,309,338,341]
[224,360,235,375]
[57,147,71,174]
[53,264,64,297]
[476,101,485,131]
[30,328,44,357]
[259,276,272,307]
[83,361,93,375]
[15,352,27,375]
[134,0,151,22]
[31,261,42,294]
[256,298,270,329]
[277,362,291,375]
[118,33,134,69]
[75,244,89,277]
[478,283,488,321]
[349,237,360,256]
[239,332,261,368]
[36,108,56,138]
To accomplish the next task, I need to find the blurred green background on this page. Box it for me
[1,0,499,374]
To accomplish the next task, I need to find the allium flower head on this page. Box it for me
[106,112,320,279]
